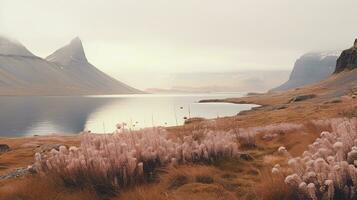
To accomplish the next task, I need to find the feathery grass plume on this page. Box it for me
[279,118,357,200]
[33,125,240,195]
[325,180,335,200]
[233,122,306,147]
[272,164,281,175]
[307,183,318,200]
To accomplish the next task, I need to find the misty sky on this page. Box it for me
[1,0,357,88]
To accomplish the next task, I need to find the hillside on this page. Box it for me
[0,37,140,95]
[271,51,339,91]
[199,39,357,123]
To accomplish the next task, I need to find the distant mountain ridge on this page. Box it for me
[0,36,140,95]
[271,51,339,92]
[143,70,290,93]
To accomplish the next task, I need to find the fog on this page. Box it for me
[1,0,356,89]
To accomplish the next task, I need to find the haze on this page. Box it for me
[1,0,357,89]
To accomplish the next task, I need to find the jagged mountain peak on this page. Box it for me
[68,37,83,50]
[46,37,88,65]
[0,36,35,57]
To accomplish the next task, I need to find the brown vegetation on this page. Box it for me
[255,170,298,200]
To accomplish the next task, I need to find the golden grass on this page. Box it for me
[1,165,239,200]
[116,186,171,200]
[0,119,332,200]
[0,117,337,200]
[254,169,298,200]
[0,175,99,200]
[0,136,79,175]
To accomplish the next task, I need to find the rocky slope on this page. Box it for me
[0,37,140,95]
[335,39,357,73]
[271,51,339,91]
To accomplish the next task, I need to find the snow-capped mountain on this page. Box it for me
[271,51,340,92]
[0,36,140,95]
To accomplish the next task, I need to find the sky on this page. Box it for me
[1,0,357,89]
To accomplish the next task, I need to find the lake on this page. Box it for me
[0,93,256,137]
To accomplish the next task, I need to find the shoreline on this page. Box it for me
[0,84,353,140]
[0,92,254,138]
[1,77,356,198]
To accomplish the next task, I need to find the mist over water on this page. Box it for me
[0,93,256,137]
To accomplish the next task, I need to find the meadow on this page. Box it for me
[2,116,355,200]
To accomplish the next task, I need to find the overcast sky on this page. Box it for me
[1,0,357,85]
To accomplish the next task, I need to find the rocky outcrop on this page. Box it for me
[334,39,357,73]
[271,51,339,91]
[0,167,33,180]
[289,94,316,103]
[239,153,255,161]
[36,143,64,153]
[0,144,10,153]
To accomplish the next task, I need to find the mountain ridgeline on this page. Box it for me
[272,38,357,92]
[0,36,140,95]
[271,51,339,92]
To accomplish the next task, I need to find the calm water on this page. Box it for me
[0,93,256,137]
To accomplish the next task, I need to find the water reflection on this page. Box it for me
[0,93,256,137]
[0,96,113,136]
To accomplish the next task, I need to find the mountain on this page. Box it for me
[0,36,140,95]
[271,39,357,96]
[45,37,140,94]
[0,36,36,57]
[46,37,87,65]
[271,51,339,92]
[142,71,290,94]
[334,39,357,73]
